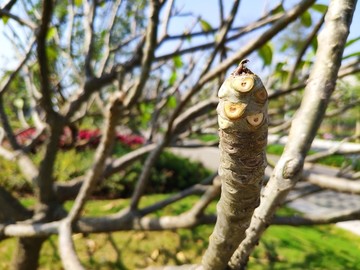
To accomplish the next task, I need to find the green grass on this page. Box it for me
[0,144,212,197]
[249,225,360,270]
[267,144,360,170]
[190,133,218,142]
[267,144,285,156]
[1,196,360,269]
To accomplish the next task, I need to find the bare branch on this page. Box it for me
[201,0,316,86]
[129,97,219,211]
[156,11,283,62]
[83,0,96,78]
[0,95,22,149]
[67,94,124,222]
[166,0,315,135]
[97,0,123,75]
[130,141,167,210]
[0,8,36,29]
[59,92,124,270]
[140,174,217,216]
[34,0,64,207]
[58,219,84,270]
[306,136,360,162]
[124,0,161,108]
[304,172,360,194]
[285,11,326,87]
[268,59,360,100]
[202,62,268,269]
[65,1,74,52]
[63,71,117,119]
[326,98,360,117]
[199,0,241,77]
[273,208,360,225]
[229,1,357,268]
[158,0,174,42]
[54,143,156,201]
[0,37,35,94]
[0,186,32,223]
[36,0,55,116]
[172,98,218,135]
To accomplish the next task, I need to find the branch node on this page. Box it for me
[232,59,253,75]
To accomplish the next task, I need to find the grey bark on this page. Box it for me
[11,237,45,270]
[202,61,268,269]
[0,187,31,223]
[229,1,357,268]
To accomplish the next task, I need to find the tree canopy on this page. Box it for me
[0,0,359,269]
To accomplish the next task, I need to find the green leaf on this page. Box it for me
[14,99,24,109]
[280,43,289,52]
[311,38,318,53]
[2,15,9,24]
[168,96,177,109]
[74,0,82,7]
[312,4,328,13]
[185,33,192,43]
[342,51,360,60]
[300,11,312,28]
[258,43,273,67]
[173,56,183,69]
[139,103,153,126]
[46,46,58,61]
[275,62,285,72]
[346,36,360,47]
[270,4,285,15]
[274,69,288,84]
[274,62,288,83]
[46,27,56,41]
[54,4,67,21]
[169,71,177,86]
[200,19,212,32]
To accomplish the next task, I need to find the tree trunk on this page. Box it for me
[11,237,45,270]
[0,187,31,223]
[202,60,268,269]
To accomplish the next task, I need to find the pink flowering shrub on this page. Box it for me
[11,127,144,150]
[116,134,145,146]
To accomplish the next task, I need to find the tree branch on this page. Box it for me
[304,171,360,194]
[124,0,161,108]
[286,10,326,87]
[202,61,268,269]
[166,0,315,136]
[229,1,357,268]
[0,8,36,29]
[83,0,96,78]
[0,38,35,95]
[54,143,156,201]
[97,0,123,75]
[59,92,124,269]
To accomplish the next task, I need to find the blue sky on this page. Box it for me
[1,0,359,76]
[160,0,360,75]
[173,0,359,41]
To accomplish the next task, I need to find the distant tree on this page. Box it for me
[0,0,358,269]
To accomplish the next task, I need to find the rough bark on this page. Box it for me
[229,1,357,269]
[0,187,31,223]
[304,172,360,194]
[12,1,61,269]
[202,60,268,269]
[59,93,124,270]
[11,237,45,270]
[4,204,360,238]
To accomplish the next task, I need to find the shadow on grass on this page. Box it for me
[250,225,360,270]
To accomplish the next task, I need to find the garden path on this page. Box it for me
[170,143,360,236]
